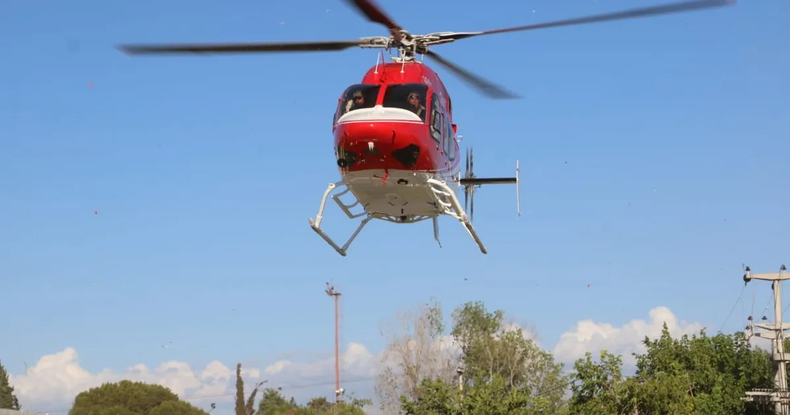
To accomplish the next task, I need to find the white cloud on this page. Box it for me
[7,306,708,413]
[10,348,235,412]
[552,306,705,366]
[9,343,377,414]
[263,341,377,379]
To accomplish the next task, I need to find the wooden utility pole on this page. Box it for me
[325,282,343,403]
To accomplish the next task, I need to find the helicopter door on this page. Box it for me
[429,93,442,143]
[444,114,456,161]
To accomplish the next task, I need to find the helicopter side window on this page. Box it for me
[444,114,456,161]
[335,84,380,121]
[382,83,428,122]
[430,93,442,143]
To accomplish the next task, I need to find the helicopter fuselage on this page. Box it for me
[331,62,461,219]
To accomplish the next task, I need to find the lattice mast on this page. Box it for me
[743,264,790,414]
[325,282,343,403]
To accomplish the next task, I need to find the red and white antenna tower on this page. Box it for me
[325,282,343,403]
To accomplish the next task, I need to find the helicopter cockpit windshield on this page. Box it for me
[336,84,379,121]
[382,83,428,122]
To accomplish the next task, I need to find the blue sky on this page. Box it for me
[1,0,789,412]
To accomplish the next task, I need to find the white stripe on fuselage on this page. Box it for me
[337,106,423,124]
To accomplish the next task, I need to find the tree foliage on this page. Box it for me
[375,298,459,413]
[451,301,567,411]
[11,298,786,415]
[401,374,552,415]
[235,363,267,415]
[0,359,20,410]
[149,400,211,415]
[397,300,568,414]
[567,324,775,415]
[63,374,369,415]
[257,387,370,415]
[385,299,783,415]
[68,380,207,415]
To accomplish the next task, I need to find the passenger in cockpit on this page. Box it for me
[407,91,425,118]
[345,90,366,113]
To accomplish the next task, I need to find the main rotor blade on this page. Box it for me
[342,0,404,40]
[437,0,734,42]
[116,40,366,55]
[425,50,518,99]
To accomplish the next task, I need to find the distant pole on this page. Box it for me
[325,283,342,403]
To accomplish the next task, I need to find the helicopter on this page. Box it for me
[116,0,735,257]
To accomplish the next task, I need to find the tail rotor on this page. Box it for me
[463,147,476,222]
[459,146,520,221]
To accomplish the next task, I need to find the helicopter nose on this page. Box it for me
[335,122,422,169]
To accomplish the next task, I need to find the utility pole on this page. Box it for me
[742,264,790,414]
[325,282,343,403]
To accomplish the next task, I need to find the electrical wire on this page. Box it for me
[718,283,747,333]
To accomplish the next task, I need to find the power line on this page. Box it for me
[718,282,747,333]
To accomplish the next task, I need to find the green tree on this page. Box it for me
[234,363,266,415]
[375,298,459,413]
[568,325,775,415]
[257,388,299,415]
[396,300,568,413]
[332,396,372,414]
[0,359,20,410]
[305,396,332,411]
[450,301,568,412]
[568,351,637,415]
[150,400,210,415]
[69,380,206,415]
[633,325,772,414]
[257,388,370,415]
[72,406,139,415]
[401,375,544,415]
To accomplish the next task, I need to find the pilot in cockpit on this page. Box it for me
[407,91,425,118]
[345,90,366,113]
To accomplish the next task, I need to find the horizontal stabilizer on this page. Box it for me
[462,148,521,221]
[460,177,517,186]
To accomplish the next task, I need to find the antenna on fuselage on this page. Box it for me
[374,50,384,74]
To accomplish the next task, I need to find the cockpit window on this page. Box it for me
[382,83,429,122]
[335,84,380,122]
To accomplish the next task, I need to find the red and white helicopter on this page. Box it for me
[117,0,734,256]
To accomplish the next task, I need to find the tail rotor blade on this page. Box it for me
[464,185,469,212]
[470,187,475,222]
[470,147,474,175]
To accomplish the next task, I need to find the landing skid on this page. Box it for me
[307,181,371,257]
[426,178,487,254]
[308,179,487,256]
